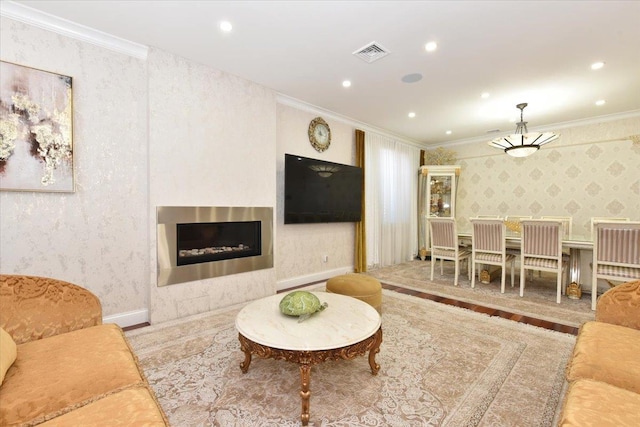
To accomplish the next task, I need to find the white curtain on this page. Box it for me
[365,132,421,268]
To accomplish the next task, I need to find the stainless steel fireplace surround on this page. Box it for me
[157,206,273,286]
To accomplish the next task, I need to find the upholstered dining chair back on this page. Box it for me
[429,218,457,250]
[470,219,515,293]
[591,221,640,310]
[428,218,470,287]
[541,216,573,238]
[519,219,567,304]
[590,217,630,239]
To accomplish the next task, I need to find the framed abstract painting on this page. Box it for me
[0,61,74,192]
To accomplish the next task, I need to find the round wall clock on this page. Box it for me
[308,117,331,152]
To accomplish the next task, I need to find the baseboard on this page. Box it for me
[276,267,354,291]
[103,309,149,328]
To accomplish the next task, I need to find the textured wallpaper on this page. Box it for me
[0,17,150,317]
[275,103,357,288]
[147,48,277,324]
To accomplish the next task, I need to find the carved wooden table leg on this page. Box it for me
[299,363,312,426]
[238,334,252,373]
[237,327,383,425]
[368,328,383,375]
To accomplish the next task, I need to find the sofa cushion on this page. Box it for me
[566,321,640,394]
[0,327,17,385]
[0,324,146,426]
[37,385,168,426]
[558,378,640,427]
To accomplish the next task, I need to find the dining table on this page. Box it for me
[457,229,593,289]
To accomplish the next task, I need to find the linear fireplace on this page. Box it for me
[157,206,273,286]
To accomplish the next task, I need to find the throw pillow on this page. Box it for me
[0,327,17,385]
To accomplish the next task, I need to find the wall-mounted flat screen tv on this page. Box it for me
[284,154,363,224]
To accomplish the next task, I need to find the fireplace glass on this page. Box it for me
[176,221,261,266]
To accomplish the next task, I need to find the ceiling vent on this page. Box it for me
[352,41,390,63]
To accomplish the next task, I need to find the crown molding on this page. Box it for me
[429,109,640,149]
[0,1,148,59]
[276,93,425,149]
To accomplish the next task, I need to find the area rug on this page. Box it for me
[126,290,575,426]
[366,260,594,328]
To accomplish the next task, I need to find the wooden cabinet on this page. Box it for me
[418,165,461,257]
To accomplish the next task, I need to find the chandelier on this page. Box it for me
[488,103,559,157]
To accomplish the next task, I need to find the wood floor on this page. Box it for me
[382,283,579,335]
[124,282,579,335]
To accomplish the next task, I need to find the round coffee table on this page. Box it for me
[235,291,382,426]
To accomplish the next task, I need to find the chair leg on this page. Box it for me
[471,260,476,288]
[520,265,526,297]
[510,260,515,287]
[556,271,562,304]
[430,257,435,281]
[500,264,506,293]
[454,260,459,287]
[591,269,598,311]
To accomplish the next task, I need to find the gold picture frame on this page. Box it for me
[0,61,74,192]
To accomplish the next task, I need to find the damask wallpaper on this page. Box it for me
[454,117,640,237]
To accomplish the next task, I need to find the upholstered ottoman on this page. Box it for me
[325,274,382,313]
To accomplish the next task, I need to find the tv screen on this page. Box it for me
[284,154,363,224]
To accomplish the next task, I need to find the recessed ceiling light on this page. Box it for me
[408,112,416,118]
[595,99,606,106]
[445,130,452,135]
[481,92,490,99]
[591,61,605,70]
[220,21,233,32]
[342,80,351,88]
[425,41,438,52]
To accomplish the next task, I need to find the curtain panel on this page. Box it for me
[354,130,366,272]
[364,132,421,268]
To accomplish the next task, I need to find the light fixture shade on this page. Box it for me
[488,103,559,157]
[489,132,559,157]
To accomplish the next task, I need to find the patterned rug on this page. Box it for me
[126,290,575,426]
[366,260,594,327]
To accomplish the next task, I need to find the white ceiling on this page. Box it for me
[8,0,640,147]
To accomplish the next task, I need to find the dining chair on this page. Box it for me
[428,218,470,287]
[591,221,640,310]
[539,216,573,277]
[541,216,573,238]
[519,219,567,304]
[590,217,630,239]
[470,218,516,293]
